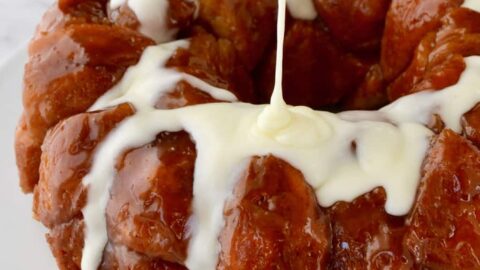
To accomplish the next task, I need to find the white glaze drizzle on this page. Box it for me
[91,40,237,112]
[109,0,199,43]
[80,1,480,270]
[463,0,480,12]
[286,0,317,20]
[81,39,236,270]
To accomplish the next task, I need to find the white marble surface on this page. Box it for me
[0,0,53,63]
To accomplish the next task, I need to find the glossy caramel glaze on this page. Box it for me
[388,7,480,100]
[107,131,195,264]
[381,0,463,82]
[218,156,330,269]
[314,0,391,51]
[256,18,377,109]
[329,188,413,269]
[17,0,153,192]
[197,0,277,70]
[35,104,133,269]
[463,104,480,147]
[405,129,480,269]
[16,0,480,269]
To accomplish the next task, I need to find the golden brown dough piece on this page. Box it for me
[405,129,480,269]
[108,0,197,33]
[463,104,480,147]
[256,0,391,110]
[329,188,413,269]
[36,104,133,269]
[198,0,277,70]
[314,0,391,50]
[218,156,330,269]
[16,0,153,192]
[381,0,463,82]
[387,7,480,99]
[106,131,195,265]
[256,19,377,109]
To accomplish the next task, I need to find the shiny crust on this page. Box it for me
[218,156,330,269]
[15,0,480,269]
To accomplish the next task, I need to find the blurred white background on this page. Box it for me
[0,0,53,63]
[0,0,57,269]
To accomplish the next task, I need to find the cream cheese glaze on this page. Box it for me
[257,0,291,132]
[286,0,317,20]
[464,0,480,11]
[81,0,480,269]
[109,0,182,43]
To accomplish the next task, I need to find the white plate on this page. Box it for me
[0,48,57,269]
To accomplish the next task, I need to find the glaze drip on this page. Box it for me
[286,0,317,20]
[257,0,291,132]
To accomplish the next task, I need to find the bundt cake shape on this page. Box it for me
[14,0,480,269]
